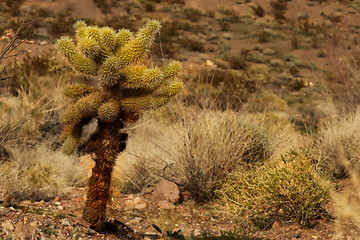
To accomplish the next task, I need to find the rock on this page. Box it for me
[55,201,62,206]
[157,200,176,210]
[290,223,301,230]
[140,187,155,199]
[61,219,70,226]
[124,200,134,208]
[151,179,180,204]
[134,196,146,205]
[20,200,32,206]
[1,220,14,231]
[135,203,147,210]
[272,221,280,229]
[57,206,64,210]
[128,217,142,224]
[193,229,201,236]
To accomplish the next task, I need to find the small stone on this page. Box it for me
[135,203,147,210]
[20,200,32,205]
[199,216,210,221]
[182,212,192,217]
[124,200,134,208]
[193,229,201,236]
[272,221,280,229]
[8,207,15,211]
[2,220,14,231]
[57,206,64,210]
[55,201,61,206]
[128,217,142,224]
[290,223,301,230]
[157,200,175,210]
[134,196,146,205]
[61,219,70,226]
[312,236,318,240]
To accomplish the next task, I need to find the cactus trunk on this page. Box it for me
[82,120,126,232]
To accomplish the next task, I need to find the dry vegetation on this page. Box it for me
[2,0,360,239]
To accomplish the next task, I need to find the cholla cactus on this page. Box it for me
[56,20,183,232]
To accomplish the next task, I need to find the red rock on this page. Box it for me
[272,221,281,229]
[151,179,180,204]
[157,200,176,210]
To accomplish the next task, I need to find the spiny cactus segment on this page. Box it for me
[56,19,184,154]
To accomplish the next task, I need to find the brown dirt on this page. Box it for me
[0,186,353,240]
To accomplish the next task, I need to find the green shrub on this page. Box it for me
[224,49,249,70]
[270,0,288,20]
[144,1,156,12]
[250,3,265,17]
[218,19,231,31]
[218,149,329,228]
[183,8,202,22]
[180,34,205,52]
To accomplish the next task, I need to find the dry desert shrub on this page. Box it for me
[116,105,302,202]
[311,110,360,237]
[217,149,329,228]
[178,110,272,202]
[115,111,184,193]
[0,144,86,202]
[311,109,360,179]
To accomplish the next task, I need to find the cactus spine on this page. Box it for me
[56,20,183,232]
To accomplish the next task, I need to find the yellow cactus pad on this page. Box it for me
[116,29,133,49]
[61,105,81,125]
[116,20,161,65]
[62,136,80,155]
[56,36,76,59]
[69,53,97,75]
[163,60,183,79]
[63,83,92,100]
[98,100,120,122]
[167,79,184,97]
[86,26,102,43]
[75,93,103,117]
[74,20,88,40]
[120,95,169,111]
[121,65,164,88]
[101,27,117,51]
[141,67,165,88]
[99,56,121,86]
[78,37,101,59]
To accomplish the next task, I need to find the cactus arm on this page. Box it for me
[116,20,161,65]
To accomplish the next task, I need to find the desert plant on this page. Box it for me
[310,110,360,179]
[270,0,288,21]
[55,20,183,231]
[250,3,265,17]
[0,144,86,203]
[183,8,202,22]
[218,149,329,228]
[179,111,271,202]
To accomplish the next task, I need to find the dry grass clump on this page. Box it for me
[115,111,184,193]
[179,110,272,202]
[0,144,86,202]
[217,149,329,228]
[116,104,301,202]
[310,110,360,179]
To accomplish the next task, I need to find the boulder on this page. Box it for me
[151,179,180,204]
